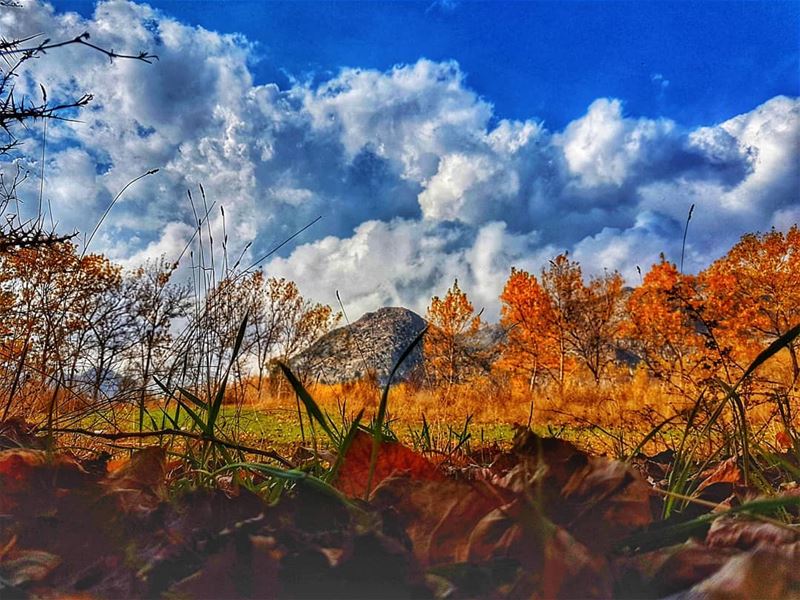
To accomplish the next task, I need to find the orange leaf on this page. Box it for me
[334,431,442,498]
[696,457,742,493]
[776,431,793,451]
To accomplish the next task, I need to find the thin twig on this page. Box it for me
[0,33,157,63]
[49,426,295,468]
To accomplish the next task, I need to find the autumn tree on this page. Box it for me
[0,243,129,418]
[498,267,560,390]
[539,254,583,389]
[268,277,340,367]
[506,254,626,388]
[700,226,800,383]
[573,269,625,384]
[622,258,711,394]
[424,279,486,391]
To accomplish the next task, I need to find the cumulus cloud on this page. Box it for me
[265,219,551,319]
[2,1,797,320]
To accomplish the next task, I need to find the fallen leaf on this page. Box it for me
[697,456,742,493]
[495,430,653,552]
[101,446,166,514]
[335,431,443,498]
[168,534,280,599]
[707,517,800,550]
[0,448,88,512]
[370,476,611,597]
[689,546,800,599]
[613,541,741,597]
[0,418,44,450]
[0,548,61,587]
[776,431,794,451]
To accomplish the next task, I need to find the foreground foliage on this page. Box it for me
[1,420,798,599]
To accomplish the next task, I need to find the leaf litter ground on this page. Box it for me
[1,421,798,599]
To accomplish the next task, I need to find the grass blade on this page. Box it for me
[154,376,206,432]
[736,322,800,386]
[328,409,364,481]
[207,313,249,435]
[176,386,209,411]
[366,326,427,498]
[278,362,338,444]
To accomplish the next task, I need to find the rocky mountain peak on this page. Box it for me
[291,307,427,385]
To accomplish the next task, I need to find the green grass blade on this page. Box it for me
[328,409,364,481]
[154,376,206,432]
[366,326,427,498]
[176,386,209,411]
[213,462,352,503]
[736,322,800,387]
[717,379,750,484]
[277,362,338,444]
[374,326,427,436]
[625,412,684,463]
[622,494,800,551]
[207,313,249,435]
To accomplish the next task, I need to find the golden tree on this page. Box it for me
[622,258,710,394]
[700,226,800,381]
[424,279,484,390]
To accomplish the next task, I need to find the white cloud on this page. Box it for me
[265,218,549,320]
[3,1,797,321]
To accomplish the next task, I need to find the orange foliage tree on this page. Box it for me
[0,243,129,417]
[538,254,624,386]
[700,226,800,382]
[622,258,710,394]
[424,279,484,390]
[498,267,559,390]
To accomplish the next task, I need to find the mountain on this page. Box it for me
[291,307,427,384]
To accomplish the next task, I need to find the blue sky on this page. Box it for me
[5,1,800,318]
[57,1,799,129]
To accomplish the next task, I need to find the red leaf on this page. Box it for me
[776,431,793,451]
[334,431,442,498]
[0,449,87,512]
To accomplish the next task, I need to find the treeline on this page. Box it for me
[0,226,797,423]
[424,226,799,405]
[0,243,339,420]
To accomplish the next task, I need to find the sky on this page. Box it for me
[2,0,799,319]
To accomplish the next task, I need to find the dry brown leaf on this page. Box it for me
[707,517,800,550]
[370,476,612,598]
[0,548,61,587]
[559,455,653,551]
[101,446,166,514]
[371,477,515,566]
[613,541,741,597]
[335,431,443,498]
[0,448,88,512]
[168,534,280,599]
[496,430,652,552]
[689,546,800,599]
[697,456,742,493]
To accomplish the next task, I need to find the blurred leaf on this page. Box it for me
[335,431,442,499]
